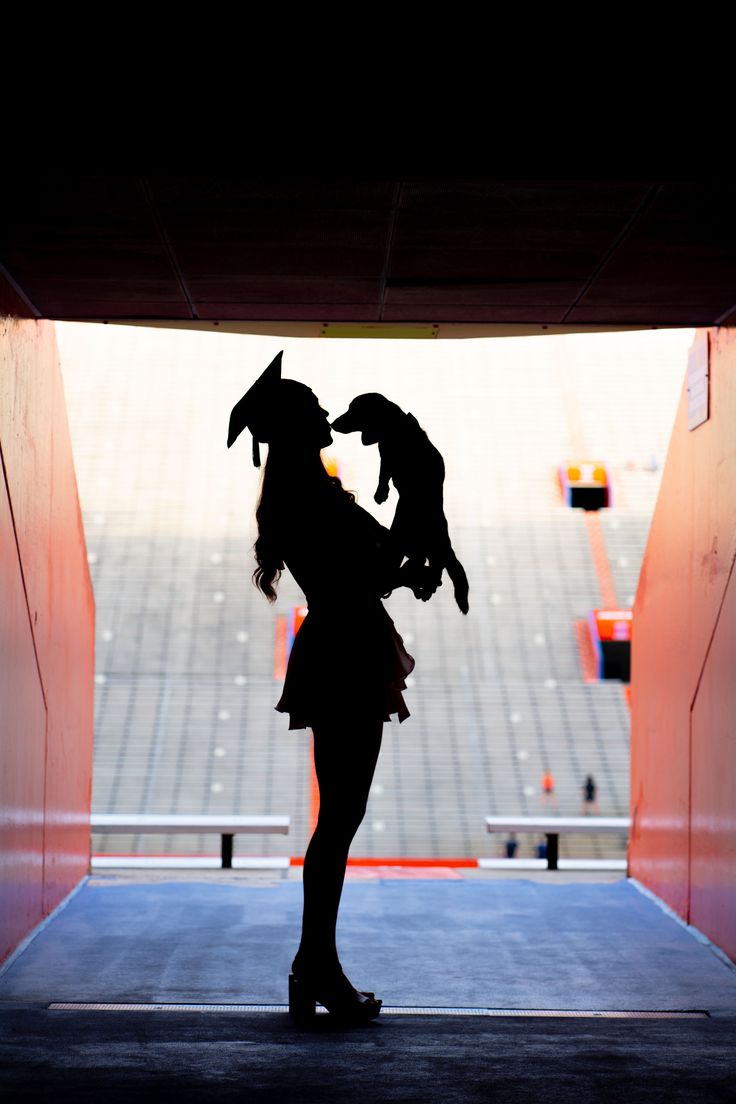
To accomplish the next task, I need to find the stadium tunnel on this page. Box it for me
[1,177,734,980]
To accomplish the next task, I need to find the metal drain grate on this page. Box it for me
[48,1003,709,1018]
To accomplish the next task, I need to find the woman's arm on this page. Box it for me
[282,492,439,604]
[350,504,439,601]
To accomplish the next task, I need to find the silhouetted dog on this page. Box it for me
[331,394,469,614]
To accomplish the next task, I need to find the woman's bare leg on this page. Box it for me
[292,718,383,976]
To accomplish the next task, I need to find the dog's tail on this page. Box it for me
[445,550,469,615]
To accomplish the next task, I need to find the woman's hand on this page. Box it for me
[357,514,439,603]
[396,561,442,602]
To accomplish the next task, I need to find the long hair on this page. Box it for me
[253,445,354,602]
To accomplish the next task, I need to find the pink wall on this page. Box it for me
[0,315,95,963]
[631,326,736,961]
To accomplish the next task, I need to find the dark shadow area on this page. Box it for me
[2,1003,734,1104]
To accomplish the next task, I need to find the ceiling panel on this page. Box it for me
[0,177,733,326]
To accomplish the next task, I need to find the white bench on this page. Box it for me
[485,815,630,871]
[91,814,290,869]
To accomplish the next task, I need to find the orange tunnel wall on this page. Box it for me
[631,326,736,962]
[0,314,95,963]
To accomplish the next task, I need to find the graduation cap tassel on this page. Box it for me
[252,437,261,467]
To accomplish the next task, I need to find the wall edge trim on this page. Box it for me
[629,877,736,973]
[0,876,89,975]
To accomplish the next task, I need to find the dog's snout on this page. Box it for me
[330,410,353,432]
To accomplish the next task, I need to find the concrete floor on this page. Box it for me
[1,873,735,1101]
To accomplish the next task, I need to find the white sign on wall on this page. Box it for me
[687,330,710,431]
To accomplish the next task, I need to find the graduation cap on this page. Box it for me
[226,350,284,466]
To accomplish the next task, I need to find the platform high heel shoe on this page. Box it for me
[288,968,382,1024]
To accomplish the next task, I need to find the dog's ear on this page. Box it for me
[331,394,378,434]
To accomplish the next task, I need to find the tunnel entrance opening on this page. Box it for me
[55,321,690,872]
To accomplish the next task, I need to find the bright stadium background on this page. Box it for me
[56,323,691,865]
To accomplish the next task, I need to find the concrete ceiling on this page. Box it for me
[1,177,734,332]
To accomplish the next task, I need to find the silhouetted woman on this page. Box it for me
[227,352,433,1025]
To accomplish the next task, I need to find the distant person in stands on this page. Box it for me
[504,833,518,859]
[227,351,439,1027]
[540,769,556,808]
[581,774,599,815]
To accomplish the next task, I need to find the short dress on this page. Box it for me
[274,484,415,731]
